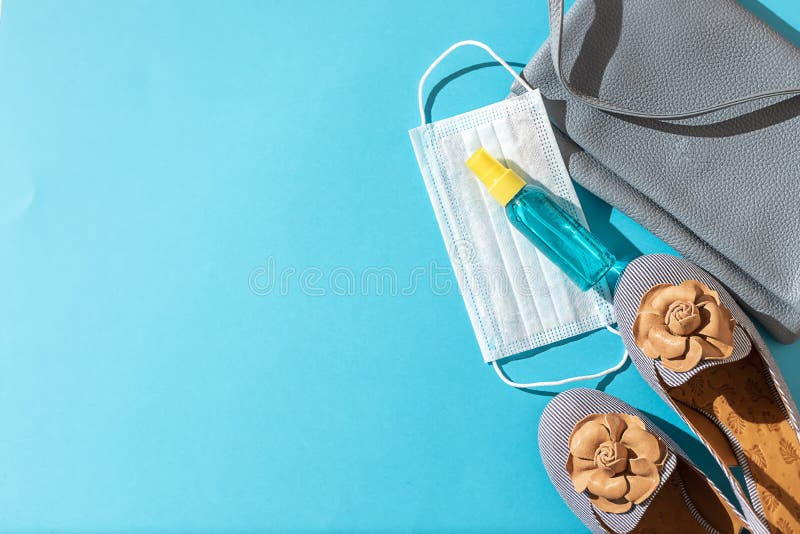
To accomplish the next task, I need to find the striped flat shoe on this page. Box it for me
[539,388,747,533]
[614,254,800,534]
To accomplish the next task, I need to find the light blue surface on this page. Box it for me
[1,1,799,531]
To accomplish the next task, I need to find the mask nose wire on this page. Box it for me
[417,39,535,127]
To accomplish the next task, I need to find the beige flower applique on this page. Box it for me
[567,413,667,514]
[633,280,736,372]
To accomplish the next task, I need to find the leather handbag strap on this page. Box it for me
[548,0,800,119]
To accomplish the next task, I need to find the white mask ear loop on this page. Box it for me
[417,39,535,126]
[492,325,629,389]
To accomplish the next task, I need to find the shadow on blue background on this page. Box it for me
[424,61,528,123]
[0,0,798,531]
[740,0,800,46]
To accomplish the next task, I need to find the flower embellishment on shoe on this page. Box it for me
[632,280,736,372]
[567,413,667,514]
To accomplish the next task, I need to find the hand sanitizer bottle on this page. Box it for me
[466,148,615,291]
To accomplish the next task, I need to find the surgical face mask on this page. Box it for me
[409,41,626,389]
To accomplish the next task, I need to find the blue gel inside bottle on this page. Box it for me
[506,186,615,290]
[466,148,615,291]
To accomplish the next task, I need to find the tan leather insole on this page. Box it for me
[631,471,708,533]
[668,348,800,533]
[630,460,743,533]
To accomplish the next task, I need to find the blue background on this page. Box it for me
[1,1,799,531]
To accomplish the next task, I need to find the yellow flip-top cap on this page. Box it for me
[465,148,526,206]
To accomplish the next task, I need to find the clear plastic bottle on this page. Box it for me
[466,148,615,291]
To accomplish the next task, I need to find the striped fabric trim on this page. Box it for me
[655,326,751,388]
[677,473,721,534]
[538,388,743,533]
[613,254,800,534]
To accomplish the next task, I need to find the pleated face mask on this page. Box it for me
[409,41,626,388]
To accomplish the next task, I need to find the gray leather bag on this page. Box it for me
[512,0,800,342]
